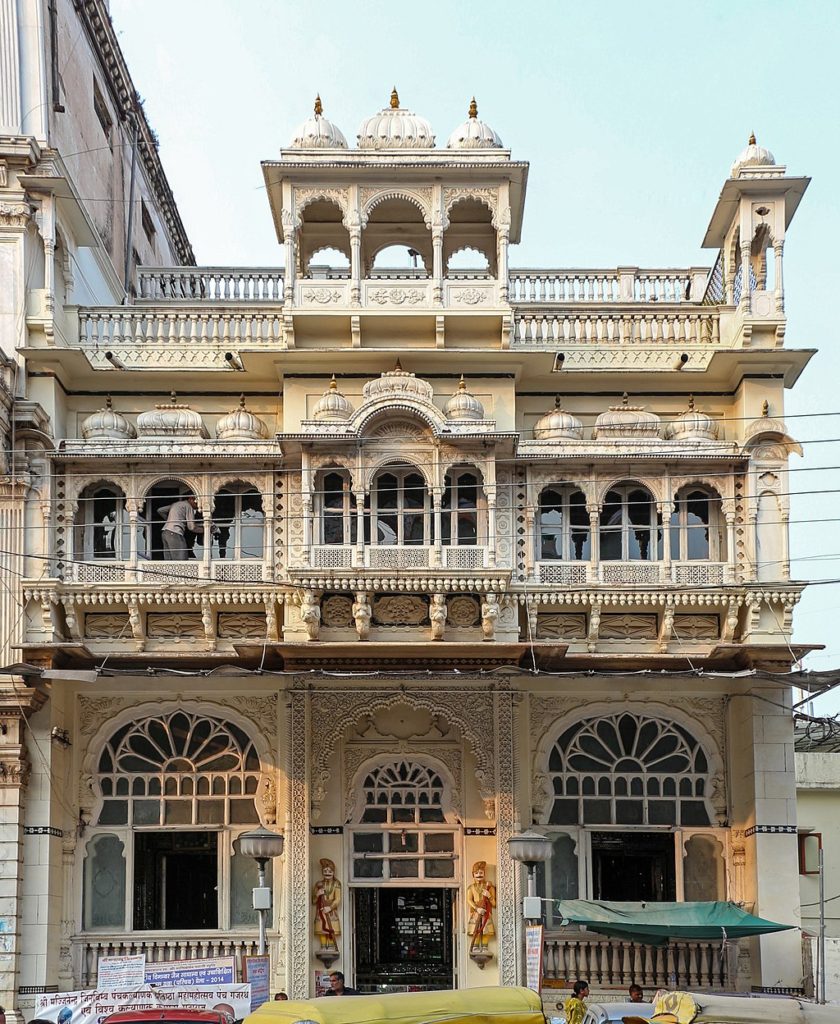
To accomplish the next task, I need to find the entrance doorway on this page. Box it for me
[134,831,218,929]
[591,831,676,901]
[354,888,454,991]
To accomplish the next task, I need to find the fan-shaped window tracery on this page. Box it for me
[359,760,447,824]
[548,712,710,827]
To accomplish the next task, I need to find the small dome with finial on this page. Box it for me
[313,376,354,422]
[665,396,718,441]
[137,392,208,438]
[216,395,269,441]
[81,396,137,441]
[443,376,484,421]
[534,396,583,440]
[593,393,661,439]
[289,95,348,149]
[357,88,435,149]
[447,98,503,150]
[730,132,776,177]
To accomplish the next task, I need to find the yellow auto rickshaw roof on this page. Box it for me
[653,990,837,1023]
[247,986,544,1024]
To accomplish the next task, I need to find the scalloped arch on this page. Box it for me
[362,189,432,228]
[296,191,349,218]
[594,476,663,506]
[140,474,202,501]
[365,454,434,493]
[348,751,459,825]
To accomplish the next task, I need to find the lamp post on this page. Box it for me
[507,829,553,922]
[239,826,285,956]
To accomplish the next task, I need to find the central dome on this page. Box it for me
[730,132,776,177]
[357,88,435,150]
[447,98,503,150]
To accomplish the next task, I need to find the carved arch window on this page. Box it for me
[547,712,711,827]
[539,485,590,561]
[318,469,356,545]
[350,759,459,884]
[139,479,199,561]
[670,486,725,561]
[367,464,432,545]
[442,466,484,546]
[210,482,265,559]
[74,482,130,560]
[600,483,662,561]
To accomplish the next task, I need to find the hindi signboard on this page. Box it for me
[35,985,251,1024]
[96,954,146,991]
[144,956,236,987]
[525,923,544,993]
[242,955,270,1011]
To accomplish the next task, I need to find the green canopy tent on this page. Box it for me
[551,900,794,945]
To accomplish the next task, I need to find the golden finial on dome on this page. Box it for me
[314,94,323,116]
[468,97,478,119]
[390,87,400,109]
[688,395,695,411]
[749,131,756,145]
[621,392,630,406]
[554,395,563,409]
[239,394,246,409]
[762,399,770,416]
[329,375,338,391]
[105,395,113,410]
[394,358,403,371]
[170,390,177,405]
[458,374,467,391]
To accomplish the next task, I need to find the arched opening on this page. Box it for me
[444,197,496,276]
[317,468,356,545]
[600,483,661,561]
[538,485,590,561]
[299,199,350,278]
[363,198,431,278]
[442,466,484,546]
[670,486,725,561]
[140,480,201,561]
[756,491,781,581]
[210,482,265,559]
[367,464,431,546]
[74,482,130,560]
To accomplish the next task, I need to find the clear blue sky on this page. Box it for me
[110,0,840,710]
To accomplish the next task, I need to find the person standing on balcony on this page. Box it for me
[158,495,203,560]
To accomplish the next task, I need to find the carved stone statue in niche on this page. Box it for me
[466,860,496,954]
[430,593,447,640]
[299,591,321,640]
[313,858,341,951]
[352,591,371,640]
[481,594,499,640]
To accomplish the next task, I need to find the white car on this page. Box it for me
[551,1003,654,1024]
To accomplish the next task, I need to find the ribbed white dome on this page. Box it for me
[593,394,661,440]
[216,395,269,440]
[363,362,434,404]
[290,95,348,149]
[313,376,354,421]
[534,397,583,441]
[357,88,434,149]
[137,393,208,438]
[665,396,718,441]
[443,376,484,421]
[730,133,775,177]
[447,98,503,150]
[81,397,136,441]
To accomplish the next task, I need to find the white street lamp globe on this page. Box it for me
[239,826,285,863]
[507,829,553,866]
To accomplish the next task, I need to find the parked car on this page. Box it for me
[651,990,837,1023]
[550,1002,653,1024]
[104,1012,235,1024]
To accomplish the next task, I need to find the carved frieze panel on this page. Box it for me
[447,595,480,627]
[78,696,128,738]
[537,612,586,639]
[217,612,266,638]
[321,595,354,628]
[146,613,203,639]
[372,594,429,626]
[599,613,658,640]
[84,613,130,639]
[673,614,720,641]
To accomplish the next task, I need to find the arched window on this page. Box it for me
[369,466,431,546]
[442,468,481,546]
[75,484,130,559]
[140,480,200,561]
[85,710,263,932]
[210,483,264,559]
[670,488,725,561]
[351,759,457,882]
[539,486,590,561]
[319,470,356,545]
[547,712,711,827]
[600,484,661,561]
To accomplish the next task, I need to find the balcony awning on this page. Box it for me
[551,899,794,944]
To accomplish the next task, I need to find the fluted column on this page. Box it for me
[350,228,361,306]
[432,490,443,568]
[774,240,785,312]
[486,493,497,569]
[660,501,674,583]
[355,494,365,568]
[497,227,510,302]
[0,0,22,132]
[201,512,212,579]
[725,512,737,583]
[588,508,600,583]
[432,228,444,305]
[739,240,752,313]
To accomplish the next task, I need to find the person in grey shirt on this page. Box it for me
[158,495,203,560]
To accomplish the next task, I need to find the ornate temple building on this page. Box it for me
[0,1,820,1013]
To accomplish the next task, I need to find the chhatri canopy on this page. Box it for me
[551,900,794,944]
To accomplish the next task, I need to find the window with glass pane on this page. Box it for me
[535,833,579,925]
[539,487,590,560]
[599,485,660,561]
[372,467,431,545]
[670,488,724,561]
[442,469,480,545]
[321,471,356,544]
[83,833,126,929]
[230,837,259,926]
[75,485,131,560]
[210,484,264,559]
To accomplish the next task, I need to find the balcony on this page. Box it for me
[309,544,491,571]
[71,560,270,585]
[536,561,729,587]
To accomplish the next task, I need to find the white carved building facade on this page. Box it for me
[0,4,819,1013]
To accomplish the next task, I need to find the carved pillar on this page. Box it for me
[660,501,674,583]
[739,240,752,313]
[780,508,791,580]
[432,490,443,568]
[432,228,444,305]
[524,507,535,578]
[286,690,310,997]
[58,832,77,990]
[497,227,510,302]
[773,240,784,312]
[349,228,361,307]
[282,211,297,305]
[201,511,212,579]
[354,494,365,568]
[588,507,600,584]
[725,512,737,584]
[495,691,517,985]
[0,0,22,132]
[486,491,497,569]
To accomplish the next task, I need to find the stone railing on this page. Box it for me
[138,267,284,301]
[512,307,720,346]
[308,545,490,571]
[536,561,728,587]
[71,560,269,585]
[542,933,730,990]
[78,307,285,350]
[509,267,710,304]
[74,932,261,988]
